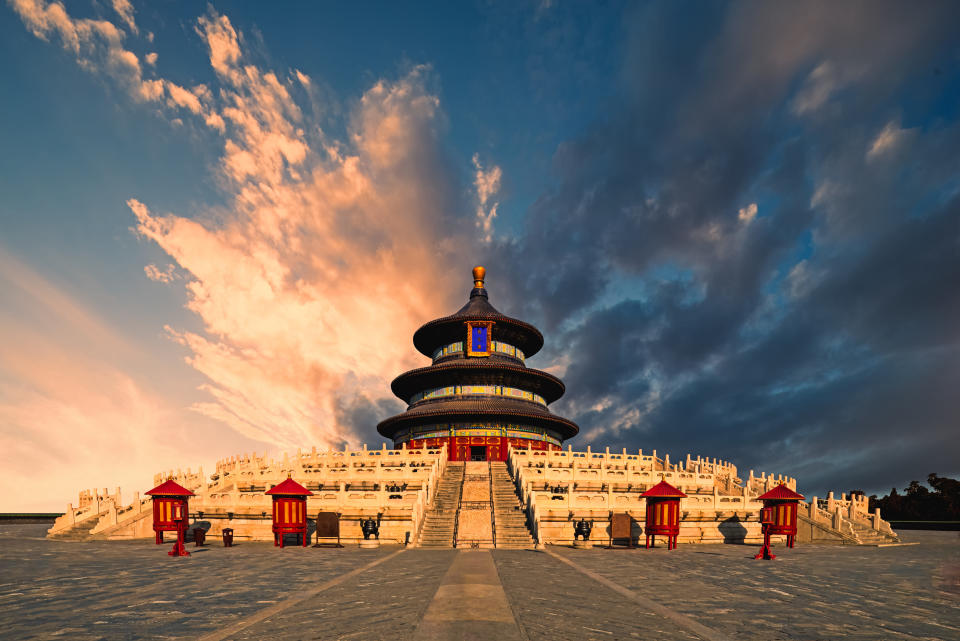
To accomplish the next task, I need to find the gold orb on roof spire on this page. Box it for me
[473,265,486,288]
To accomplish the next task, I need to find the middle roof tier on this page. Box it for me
[390,359,566,405]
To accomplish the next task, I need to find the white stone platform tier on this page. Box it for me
[358,538,381,549]
[572,539,593,549]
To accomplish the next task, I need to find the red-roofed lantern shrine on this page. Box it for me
[145,478,194,556]
[755,483,805,560]
[641,478,687,550]
[377,267,579,461]
[266,476,313,547]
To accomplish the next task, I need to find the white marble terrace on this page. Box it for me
[48,442,896,546]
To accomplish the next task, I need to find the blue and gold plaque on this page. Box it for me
[465,321,494,357]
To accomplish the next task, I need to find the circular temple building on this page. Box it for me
[377,266,579,461]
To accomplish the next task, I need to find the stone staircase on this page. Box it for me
[47,514,104,541]
[415,460,536,549]
[491,462,536,549]
[797,511,900,546]
[848,519,899,545]
[417,462,464,548]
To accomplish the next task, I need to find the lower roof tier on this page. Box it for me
[393,422,565,448]
[376,397,579,441]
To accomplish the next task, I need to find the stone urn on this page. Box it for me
[359,515,381,548]
[572,518,593,548]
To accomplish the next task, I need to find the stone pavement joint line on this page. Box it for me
[413,549,526,640]
[196,548,405,641]
[544,548,732,641]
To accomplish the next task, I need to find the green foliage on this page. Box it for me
[870,474,960,520]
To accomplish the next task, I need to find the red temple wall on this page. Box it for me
[404,436,560,461]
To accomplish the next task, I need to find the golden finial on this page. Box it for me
[287,472,292,479]
[473,265,486,288]
[659,473,666,481]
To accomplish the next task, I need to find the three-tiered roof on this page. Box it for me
[377,266,579,461]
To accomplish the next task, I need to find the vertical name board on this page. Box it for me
[465,321,494,357]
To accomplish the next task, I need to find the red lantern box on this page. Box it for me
[641,478,687,549]
[755,483,804,559]
[265,476,313,548]
[145,478,194,545]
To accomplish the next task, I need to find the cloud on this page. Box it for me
[0,247,248,511]
[12,0,960,505]
[111,0,137,35]
[791,61,862,115]
[866,120,911,161]
[11,3,481,492]
[196,10,241,79]
[144,263,178,283]
[11,0,139,81]
[472,154,502,242]
[482,1,960,496]
[119,11,476,452]
[9,0,222,129]
[165,82,203,114]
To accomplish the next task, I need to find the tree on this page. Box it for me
[870,474,960,520]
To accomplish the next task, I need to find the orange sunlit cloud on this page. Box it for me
[4,3,493,510]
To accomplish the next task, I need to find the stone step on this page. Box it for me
[416,461,466,546]
[489,465,535,549]
[48,516,104,541]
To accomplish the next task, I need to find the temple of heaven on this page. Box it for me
[377,266,579,461]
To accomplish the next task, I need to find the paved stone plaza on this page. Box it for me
[0,524,957,640]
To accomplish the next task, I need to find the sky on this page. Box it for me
[1,1,958,512]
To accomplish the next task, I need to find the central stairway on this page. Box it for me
[455,462,494,548]
[416,460,536,549]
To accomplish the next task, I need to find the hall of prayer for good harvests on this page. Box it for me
[376,266,578,461]
[47,267,902,549]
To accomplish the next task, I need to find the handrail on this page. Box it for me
[489,460,496,547]
[452,464,465,546]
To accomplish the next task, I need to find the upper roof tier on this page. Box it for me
[412,266,544,358]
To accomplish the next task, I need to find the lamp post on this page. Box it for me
[168,503,189,557]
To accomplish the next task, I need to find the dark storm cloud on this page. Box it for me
[484,1,960,496]
[336,392,405,447]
